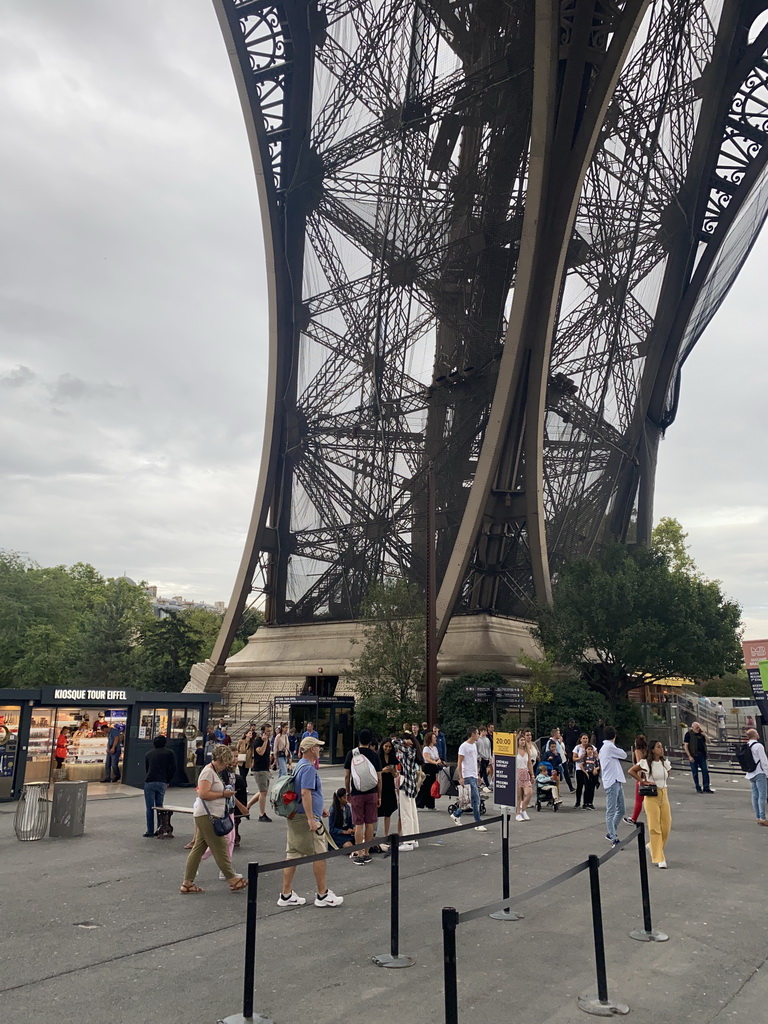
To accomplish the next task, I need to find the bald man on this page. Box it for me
[742,729,768,825]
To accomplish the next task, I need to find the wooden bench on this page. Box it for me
[153,803,194,839]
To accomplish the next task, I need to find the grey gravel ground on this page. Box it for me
[1,767,766,1024]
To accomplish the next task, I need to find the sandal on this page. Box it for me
[183,842,194,850]
[179,882,204,894]
[228,877,248,892]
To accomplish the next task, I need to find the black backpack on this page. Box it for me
[735,741,759,773]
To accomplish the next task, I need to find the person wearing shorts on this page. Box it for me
[248,724,273,822]
[515,732,535,821]
[344,728,382,865]
[277,737,343,909]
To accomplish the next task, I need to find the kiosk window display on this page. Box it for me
[0,705,21,800]
[53,706,128,781]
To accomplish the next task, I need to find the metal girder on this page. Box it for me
[190,0,768,691]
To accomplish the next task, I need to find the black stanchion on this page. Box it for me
[372,834,416,967]
[577,854,629,1017]
[442,907,460,1024]
[490,808,523,921]
[629,822,669,943]
[218,863,274,1024]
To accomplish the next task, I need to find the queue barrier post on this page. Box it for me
[218,862,275,1024]
[442,907,460,1024]
[629,822,669,943]
[372,833,416,968]
[490,808,523,921]
[577,854,629,1017]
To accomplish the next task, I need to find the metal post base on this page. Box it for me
[578,992,630,1016]
[489,908,524,921]
[371,953,416,968]
[629,927,669,942]
[217,1014,275,1023]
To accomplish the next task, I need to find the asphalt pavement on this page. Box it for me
[0,766,766,1024]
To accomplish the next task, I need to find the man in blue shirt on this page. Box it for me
[301,722,319,741]
[102,724,123,783]
[277,737,343,909]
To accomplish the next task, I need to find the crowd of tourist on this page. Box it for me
[159,710,767,900]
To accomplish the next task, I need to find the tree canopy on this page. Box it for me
[345,577,425,735]
[0,550,252,692]
[651,516,697,576]
[535,542,742,705]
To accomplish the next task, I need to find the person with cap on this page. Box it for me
[277,735,343,908]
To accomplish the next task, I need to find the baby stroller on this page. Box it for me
[534,760,560,812]
[443,768,487,817]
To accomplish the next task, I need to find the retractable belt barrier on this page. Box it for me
[218,813,505,1024]
[441,822,669,1024]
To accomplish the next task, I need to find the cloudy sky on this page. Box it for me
[1,1,766,640]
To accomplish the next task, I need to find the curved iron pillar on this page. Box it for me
[190,0,768,690]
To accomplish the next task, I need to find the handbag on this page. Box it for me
[639,758,667,798]
[202,800,234,836]
[415,768,426,789]
[430,779,441,799]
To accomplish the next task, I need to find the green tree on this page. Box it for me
[69,577,153,689]
[346,578,425,736]
[534,543,742,707]
[12,624,74,687]
[139,612,207,691]
[651,516,697,575]
[530,679,643,748]
[179,607,225,660]
[0,551,106,684]
[699,670,751,698]
[437,673,498,748]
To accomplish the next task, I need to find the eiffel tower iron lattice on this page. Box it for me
[189,0,768,693]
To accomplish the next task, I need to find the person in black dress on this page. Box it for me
[416,730,444,809]
[378,738,399,840]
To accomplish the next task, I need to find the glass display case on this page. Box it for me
[26,708,55,783]
[0,705,21,800]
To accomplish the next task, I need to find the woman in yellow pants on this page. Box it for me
[629,740,671,868]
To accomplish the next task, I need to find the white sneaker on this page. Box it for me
[412,840,419,848]
[521,811,530,820]
[516,813,524,821]
[658,861,668,869]
[399,842,415,851]
[474,825,488,832]
[277,890,306,907]
[451,815,461,825]
[315,889,343,907]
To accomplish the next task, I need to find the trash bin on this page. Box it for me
[50,780,88,838]
[14,782,51,841]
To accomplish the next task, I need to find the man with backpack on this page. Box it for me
[344,728,382,865]
[276,736,344,909]
[738,728,768,825]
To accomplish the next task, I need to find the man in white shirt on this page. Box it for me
[452,727,487,832]
[743,729,768,825]
[716,702,727,741]
[476,727,493,792]
[598,727,627,846]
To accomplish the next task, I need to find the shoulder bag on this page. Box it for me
[639,759,664,798]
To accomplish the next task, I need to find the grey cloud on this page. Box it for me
[48,373,123,403]
[0,364,36,388]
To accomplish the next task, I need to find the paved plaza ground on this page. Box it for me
[1,766,767,1024]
